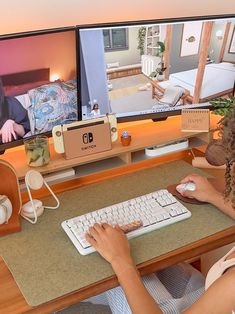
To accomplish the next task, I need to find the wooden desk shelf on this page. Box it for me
[1,115,220,183]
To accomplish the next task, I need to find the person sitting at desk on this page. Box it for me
[0,78,30,143]
[90,103,101,116]
[85,109,235,314]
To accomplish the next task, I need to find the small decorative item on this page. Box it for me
[121,131,131,146]
[181,109,210,132]
[24,136,50,167]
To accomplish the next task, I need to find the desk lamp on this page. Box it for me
[21,170,60,224]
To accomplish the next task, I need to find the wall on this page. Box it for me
[209,22,226,63]
[104,27,141,67]
[80,30,110,114]
[169,24,201,74]
[0,31,76,81]
[1,0,235,35]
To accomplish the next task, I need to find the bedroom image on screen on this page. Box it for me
[79,16,235,122]
[0,28,79,148]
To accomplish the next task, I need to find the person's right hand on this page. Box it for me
[85,223,134,267]
[179,173,220,203]
[0,120,17,143]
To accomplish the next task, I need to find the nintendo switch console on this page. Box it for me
[52,114,118,159]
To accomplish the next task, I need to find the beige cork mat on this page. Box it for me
[0,160,234,306]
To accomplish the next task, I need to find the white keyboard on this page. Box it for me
[61,189,191,255]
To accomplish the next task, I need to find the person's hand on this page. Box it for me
[85,223,133,267]
[179,173,220,203]
[0,120,17,143]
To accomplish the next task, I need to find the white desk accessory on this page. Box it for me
[145,139,188,157]
[21,170,60,224]
[0,195,13,224]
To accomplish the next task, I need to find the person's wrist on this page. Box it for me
[208,190,223,205]
[111,256,136,274]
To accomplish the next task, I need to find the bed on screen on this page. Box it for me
[166,62,235,103]
[1,68,77,137]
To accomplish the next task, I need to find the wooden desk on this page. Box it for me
[0,159,235,314]
[1,227,235,314]
[1,115,221,181]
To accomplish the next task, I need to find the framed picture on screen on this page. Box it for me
[180,22,203,57]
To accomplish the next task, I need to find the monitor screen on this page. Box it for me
[0,27,79,151]
[79,15,235,122]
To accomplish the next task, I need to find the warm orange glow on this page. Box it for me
[50,73,60,82]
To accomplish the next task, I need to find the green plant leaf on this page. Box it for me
[210,95,235,117]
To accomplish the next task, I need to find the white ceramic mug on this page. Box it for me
[0,195,13,224]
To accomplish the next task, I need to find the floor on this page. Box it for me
[109,74,150,101]
[108,73,161,114]
[110,74,150,90]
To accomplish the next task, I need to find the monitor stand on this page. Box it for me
[152,117,167,122]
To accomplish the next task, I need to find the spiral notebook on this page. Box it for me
[181,109,210,132]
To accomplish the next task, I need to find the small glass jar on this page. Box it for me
[24,136,50,167]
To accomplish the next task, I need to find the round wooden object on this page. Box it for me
[205,139,226,166]
[0,160,21,235]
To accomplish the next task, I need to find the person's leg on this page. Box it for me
[86,262,205,314]
[156,262,205,312]
[87,272,174,314]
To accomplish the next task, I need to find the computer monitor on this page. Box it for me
[0,27,79,152]
[78,15,235,122]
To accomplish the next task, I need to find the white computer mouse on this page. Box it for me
[176,182,196,193]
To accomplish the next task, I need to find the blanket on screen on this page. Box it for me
[27,80,77,134]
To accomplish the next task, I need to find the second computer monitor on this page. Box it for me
[79,16,235,122]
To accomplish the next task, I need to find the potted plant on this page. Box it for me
[137,27,146,56]
[210,95,235,120]
[149,41,167,81]
[204,95,235,166]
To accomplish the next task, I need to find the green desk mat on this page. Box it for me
[0,160,234,306]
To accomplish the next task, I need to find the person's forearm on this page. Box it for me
[209,192,235,220]
[112,259,162,314]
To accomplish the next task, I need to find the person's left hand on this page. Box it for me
[0,119,17,143]
[85,223,133,266]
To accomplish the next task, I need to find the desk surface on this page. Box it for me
[0,160,235,314]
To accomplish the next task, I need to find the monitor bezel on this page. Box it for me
[0,26,80,152]
[77,14,235,123]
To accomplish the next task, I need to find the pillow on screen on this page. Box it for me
[27,80,78,134]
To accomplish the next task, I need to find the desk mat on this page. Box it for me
[0,160,234,306]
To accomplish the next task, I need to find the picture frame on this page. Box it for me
[180,22,203,57]
[228,26,235,54]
